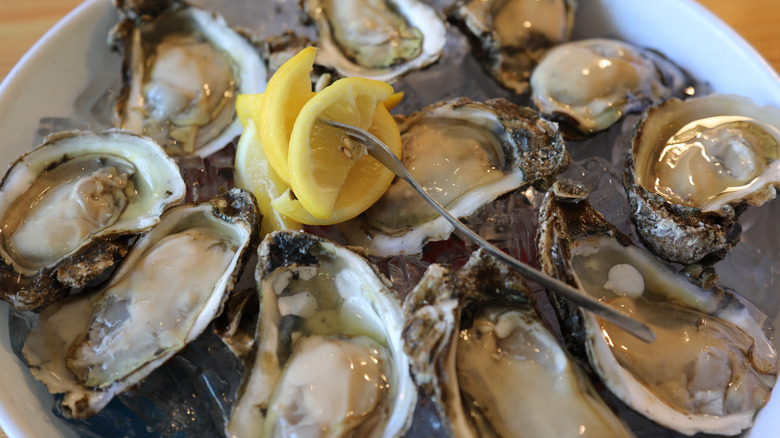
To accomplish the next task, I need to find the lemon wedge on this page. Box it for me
[235,95,302,235]
[258,46,317,185]
[287,77,402,221]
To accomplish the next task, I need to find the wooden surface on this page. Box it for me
[0,0,779,436]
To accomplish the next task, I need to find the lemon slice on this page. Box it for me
[258,46,317,185]
[287,77,402,221]
[235,96,302,235]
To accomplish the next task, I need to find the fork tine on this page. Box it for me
[328,120,369,142]
[325,119,406,175]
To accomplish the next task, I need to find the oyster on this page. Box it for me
[536,182,778,435]
[301,0,447,82]
[226,231,416,437]
[625,93,780,264]
[110,0,266,156]
[22,189,260,418]
[448,0,577,94]
[530,38,691,138]
[0,130,185,311]
[403,249,632,437]
[339,98,569,257]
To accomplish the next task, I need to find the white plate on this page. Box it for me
[0,0,779,436]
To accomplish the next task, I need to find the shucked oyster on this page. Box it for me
[536,182,777,436]
[226,231,416,437]
[530,38,691,138]
[110,0,266,156]
[625,93,780,264]
[301,0,447,83]
[0,130,185,311]
[339,98,569,257]
[449,0,576,94]
[23,189,260,418]
[403,249,633,437]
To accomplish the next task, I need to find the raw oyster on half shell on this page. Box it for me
[110,0,266,156]
[448,0,577,94]
[23,189,260,418]
[536,182,777,436]
[339,98,569,257]
[0,130,185,311]
[625,93,780,264]
[226,231,416,438]
[403,249,633,437]
[530,38,691,139]
[301,0,447,83]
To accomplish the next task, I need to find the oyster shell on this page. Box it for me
[0,130,185,311]
[301,0,447,82]
[226,231,416,437]
[22,189,260,418]
[110,1,266,156]
[448,0,577,94]
[403,249,632,437]
[536,182,778,435]
[339,98,569,257]
[530,38,691,139]
[625,93,780,264]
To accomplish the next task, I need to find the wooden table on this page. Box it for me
[0,0,779,437]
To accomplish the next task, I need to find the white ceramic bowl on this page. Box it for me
[0,0,778,436]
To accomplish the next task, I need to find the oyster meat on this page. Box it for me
[625,93,780,264]
[530,38,691,138]
[226,231,416,437]
[403,249,632,437]
[339,98,569,257]
[448,0,577,94]
[301,0,447,82]
[536,182,778,436]
[23,189,260,418]
[110,0,266,156]
[0,130,185,311]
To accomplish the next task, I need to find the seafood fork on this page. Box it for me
[325,119,655,343]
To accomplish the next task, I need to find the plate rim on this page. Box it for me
[0,2,107,437]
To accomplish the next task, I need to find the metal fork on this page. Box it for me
[326,119,655,343]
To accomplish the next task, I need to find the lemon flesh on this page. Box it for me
[288,78,401,220]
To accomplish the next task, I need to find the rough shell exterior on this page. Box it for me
[624,153,742,265]
[623,95,780,264]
